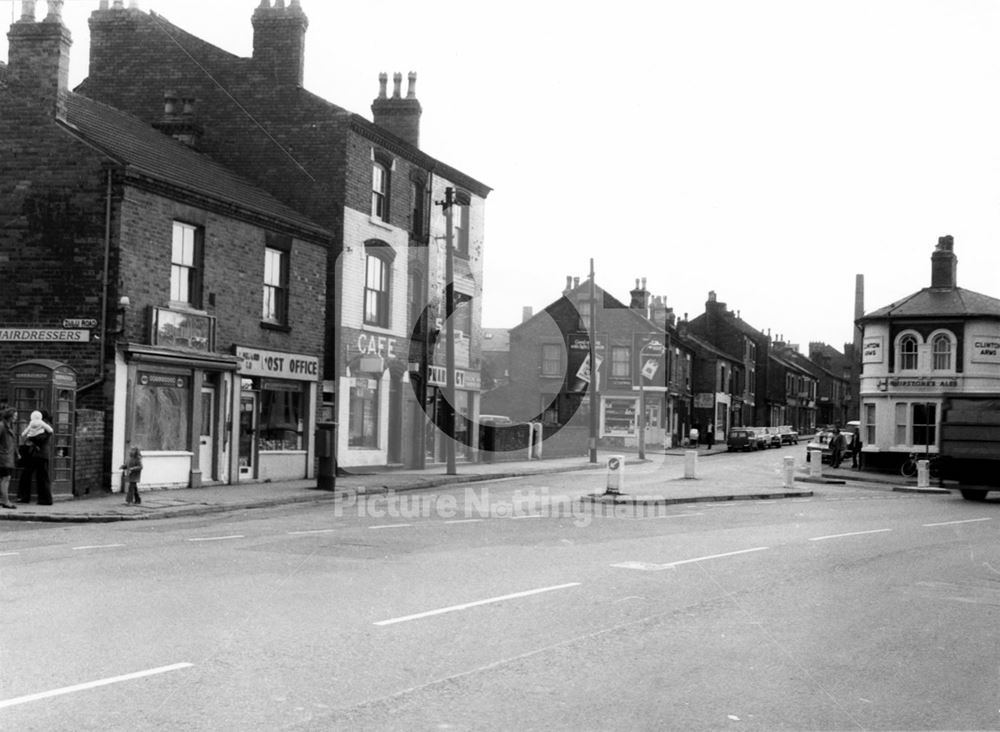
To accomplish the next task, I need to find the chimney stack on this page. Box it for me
[152,91,203,148]
[629,277,650,314]
[930,235,958,289]
[252,0,309,88]
[6,0,73,119]
[562,276,573,296]
[371,70,422,147]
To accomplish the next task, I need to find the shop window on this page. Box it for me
[364,252,390,327]
[171,221,202,308]
[932,333,953,371]
[349,377,379,448]
[541,344,562,376]
[898,334,919,371]
[132,373,191,451]
[259,385,303,450]
[611,346,630,378]
[262,247,289,326]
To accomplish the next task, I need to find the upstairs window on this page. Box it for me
[262,246,289,326]
[932,333,953,371]
[410,179,427,239]
[171,221,202,308]
[541,344,562,376]
[371,162,389,221]
[611,346,630,378]
[364,252,390,327]
[455,197,470,256]
[899,335,919,371]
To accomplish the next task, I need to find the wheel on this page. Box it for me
[900,460,917,478]
[960,489,988,501]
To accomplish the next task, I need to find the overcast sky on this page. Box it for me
[6,0,1000,351]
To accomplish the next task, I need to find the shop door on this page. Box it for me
[200,387,216,481]
[239,393,257,477]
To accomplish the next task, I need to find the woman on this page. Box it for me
[0,408,17,509]
[17,410,52,506]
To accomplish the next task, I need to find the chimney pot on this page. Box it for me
[407,71,417,99]
[573,277,580,289]
[392,72,403,98]
[21,0,36,21]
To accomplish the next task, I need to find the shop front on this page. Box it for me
[234,345,319,482]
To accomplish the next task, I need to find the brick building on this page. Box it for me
[0,3,331,494]
[74,1,491,469]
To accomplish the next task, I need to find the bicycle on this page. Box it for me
[900,452,942,479]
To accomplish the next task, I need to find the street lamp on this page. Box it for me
[436,186,470,476]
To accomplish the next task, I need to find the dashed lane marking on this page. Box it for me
[923,517,992,527]
[72,544,125,551]
[374,583,582,626]
[186,535,245,542]
[808,529,893,542]
[611,546,770,571]
[287,528,339,535]
[0,662,194,710]
[369,524,414,530]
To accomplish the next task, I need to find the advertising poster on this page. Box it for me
[634,334,667,390]
[567,332,604,393]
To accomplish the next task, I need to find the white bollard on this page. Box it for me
[783,456,795,488]
[684,449,698,479]
[917,459,929,488]
[605,455,625,495]
[808,449,823,478]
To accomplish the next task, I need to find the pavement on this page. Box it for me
[0,443,954,523]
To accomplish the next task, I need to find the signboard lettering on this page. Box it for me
[862,336,883,364]
[0,329,89,342]
[357,333,397,360]
[972,335,1000,364]
[236,346,319,381]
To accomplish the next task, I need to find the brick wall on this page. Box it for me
[74,408,105,495]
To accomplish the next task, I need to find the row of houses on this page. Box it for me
[482,277,858,454]
[0,1,489,496]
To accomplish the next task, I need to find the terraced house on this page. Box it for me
[73,0,490,470]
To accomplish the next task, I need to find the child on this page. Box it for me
[121,446,143,505]
[21,410,53,439]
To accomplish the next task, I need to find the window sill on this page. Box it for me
[260,321,291,333]
[367,215,394,232]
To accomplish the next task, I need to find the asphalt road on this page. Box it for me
[3,449,1000,731]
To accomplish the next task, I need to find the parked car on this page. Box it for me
[777,425,799,445]
[727,428,756,451]
[747,428,769,450]
[806,426,853,463]
[760,427,783,449]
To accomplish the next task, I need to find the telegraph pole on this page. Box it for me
[589,258,598,464]
[442,187,457,475]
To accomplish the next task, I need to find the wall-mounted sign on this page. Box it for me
[138,372,189,389]
[694,392,714,408]
[887,377,958,389]
[151,307,215,352]
[357,333,397,360]
[427,366,467,388]
[0,329,90,342]
[62,318,98,329]
[862,336,884,364]
[236,345,319,381]
[971,336,1000,364]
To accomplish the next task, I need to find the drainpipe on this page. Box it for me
[77,166,114,395]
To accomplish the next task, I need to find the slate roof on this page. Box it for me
[861,287,1000,322]
[61,92,331,241]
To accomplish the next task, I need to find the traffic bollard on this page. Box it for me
[783,456,795,488]
[917,459,929,488]
[605,455,625,495]
[808,449,823,478]
[684,450,698,479]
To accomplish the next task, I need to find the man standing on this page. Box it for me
[830,427,846,469]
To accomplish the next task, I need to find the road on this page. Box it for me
[3,449,1000,730]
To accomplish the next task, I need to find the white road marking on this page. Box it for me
[287,528,339,535]
[611,546,769,571]
[511,514,543,520]
[369,524,413,530]
[375,582,582,626]
[72,544,125,551]
[443,519,484,525]
[923,517,992,527]
[639,512,703,520]
[809,529,893,542]
[187,535,244,542]
[0,551,20,557]
[0,662,193,710]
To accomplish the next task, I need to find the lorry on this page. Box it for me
[938,397,1000,501]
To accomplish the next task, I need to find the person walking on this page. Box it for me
[689,424,700,448]
[17,410,53,505]
[829,427,846,469]
[705,423,715,450]
[0,408,18,509]
[849,430,862,469]
[121,446,143,505]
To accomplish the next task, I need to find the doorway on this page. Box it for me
[200,386,216,481]
[238,393,257,477]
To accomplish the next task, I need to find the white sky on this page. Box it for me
[5,0,1000,351]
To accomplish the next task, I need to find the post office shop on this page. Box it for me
[234,345,319,482]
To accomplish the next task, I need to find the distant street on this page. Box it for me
[4,450,1000,730]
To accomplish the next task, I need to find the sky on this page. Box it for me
[5,0,1000,352]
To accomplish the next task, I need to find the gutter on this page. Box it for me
[77,166,114,395]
